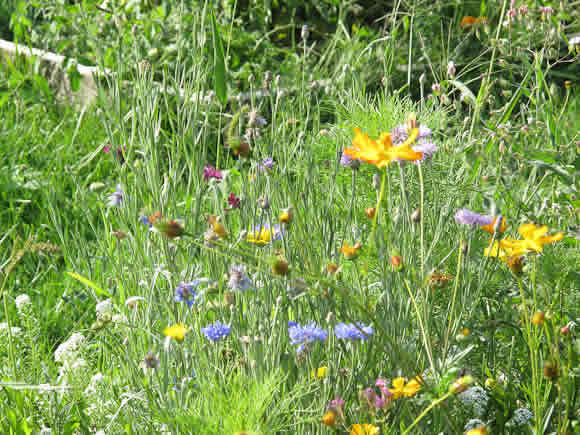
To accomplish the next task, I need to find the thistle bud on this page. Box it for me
[560,326,570,336]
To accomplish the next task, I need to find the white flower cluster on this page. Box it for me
[54,332,85,363]
[507,407,534,427]
[96,299,113,318]
[458,386,489,418]
[0,322,22,337]
[15,294,32,314]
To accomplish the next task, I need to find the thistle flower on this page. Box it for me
[340,153,361,169]
[227,265,253,291]
[335,322,374,341]
[201,322,231,342]
[203,165,223,182]
[107,184,124,207]
[174,281,200,307]
[455,209,507,233]
[391,115,438,164]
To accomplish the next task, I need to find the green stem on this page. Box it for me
[402,391,453,434]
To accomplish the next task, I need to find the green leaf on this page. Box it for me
[210,8,227,106]
[66,271,112,298]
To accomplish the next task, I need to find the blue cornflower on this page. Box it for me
[334,322,374,341]
[288,321,327,353]
[174,281,200,307]
[107,184,124,207]
[260,157,275,171]
[201,322,231,342]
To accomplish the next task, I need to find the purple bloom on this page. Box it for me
[288,321,327,353]
[392,123,438,164]
[103,144,126,165]
[174,281,200,307]
[203,165,223,182]
[107,184,124,207]
[201,321,231,342]
[227,193,241,208]
[259,157,275,171]
[227,265,253,291]
[329,397,345,413]
[454,209,494,227]
[340,153,361,169]
[334,322,374,341]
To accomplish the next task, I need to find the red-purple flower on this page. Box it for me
[228,193,241,208]
[203,165,223,182]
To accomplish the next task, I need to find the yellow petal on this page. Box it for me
[163,324,189,341]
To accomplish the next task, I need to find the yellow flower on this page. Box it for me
[311,366,329,378]
[485,223,563,258]
[321,411,336,427]
[339,242,362,260]
[480,216,507,234]
[465,425,488,435]
[343,128,422,169]
[388,376,422,399]
[163,324,189,341]
[247,226,282,245]
[350,423,380,435]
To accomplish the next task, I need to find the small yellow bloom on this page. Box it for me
[163,324,189,341]
[350,423,380,435]
[465,425,488,435]
[279,207,293,224]
[339,242,362,260]
[311,366,329,378]
[322,410,336,427]
[247,226,282,245]
[388,376,422,399]
[343,128,422,169]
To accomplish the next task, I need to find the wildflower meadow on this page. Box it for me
[0,0,579,434]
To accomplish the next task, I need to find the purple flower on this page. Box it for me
[334,322,374,341]
[103,144,126,165]
[260,158,275,171]
[328,397,345,413]
[174,281,200,307]
[392,123,438,164]
[340,153,361,169]
[227,193,241,208]
[288,321,327,353]
[107,184,124,207]
[227,265,253,291]
[454,209,494,227]
[201,322,231,342]
[203,165,223,182]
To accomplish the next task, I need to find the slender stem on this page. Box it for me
[418,163,424,279]
[402,391,453,434]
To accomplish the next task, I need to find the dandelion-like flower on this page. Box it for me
[335,322,374,341]
[107,184,124,207]
[288,321,327,353]
[484,223,563,258]
[228,265,253,291]
[388,376,422,399]
[163,324,189,342]
[174,281,200,307]
[343,128,423,169]
[350,424,380,435]
[455,208,507,233]
[247,224,283,245]
[201,322,231,342]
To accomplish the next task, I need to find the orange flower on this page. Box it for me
[340,242,362,260]
[322,411,336,427]
[461,16,487,29]
[465,425,488,435]
[388,376,422,399]
[343,128,422,169]
[480,216,507,234]
[485,223,563,259]
[350,424,380,435]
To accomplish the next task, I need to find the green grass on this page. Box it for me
[0,1,579,434]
